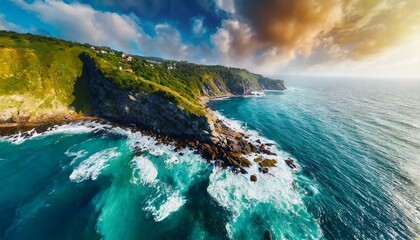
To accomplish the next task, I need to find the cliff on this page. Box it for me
[81,53,213,141]
[0,31,285,143]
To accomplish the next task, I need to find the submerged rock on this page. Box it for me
[285,158,297,169]
[264,230,272,240]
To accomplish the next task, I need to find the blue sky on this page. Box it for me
[1,0,419,78]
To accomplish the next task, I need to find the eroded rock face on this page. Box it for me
[81,53,213,142]
[79,53,282,174]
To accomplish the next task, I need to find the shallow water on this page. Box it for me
[0,77,419,239]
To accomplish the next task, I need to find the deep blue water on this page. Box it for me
[0,77,419,239]
[210,77,420,239]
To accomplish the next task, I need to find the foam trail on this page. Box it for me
[144,190,186,222]
[69,147,121,182]
[131,156,158,185]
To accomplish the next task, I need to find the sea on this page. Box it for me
[0,77,419,240]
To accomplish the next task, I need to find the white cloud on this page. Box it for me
[210,19,296,73]
[191,17,206,36]
[215,0,235,13]
[11,0,199,61]
[211,20,253,57]
[12,0,141,51]
[0,14,25,32]
[143,23,193,60]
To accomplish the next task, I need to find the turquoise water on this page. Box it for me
[1,78,419,239]
[211,77,420,239]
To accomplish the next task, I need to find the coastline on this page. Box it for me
[0,106,289,178]
[0,115,98,136]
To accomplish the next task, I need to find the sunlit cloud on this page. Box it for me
[3,0,420,78]
[211,0,420,77]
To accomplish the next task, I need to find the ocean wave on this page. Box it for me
[0,121,112,145]
[65,145,89,165]
[69,147,121,182]
[144,190,186,222]
[131,156,158,185]
[125,131,208,223]
[208,113,323,239]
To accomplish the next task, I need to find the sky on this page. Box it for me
[0,0,419,78]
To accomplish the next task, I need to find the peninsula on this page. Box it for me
[0,31,286,173]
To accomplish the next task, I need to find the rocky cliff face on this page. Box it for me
[81,53,214,142]
[256,77,286,91]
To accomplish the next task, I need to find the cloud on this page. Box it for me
[11,0,141,51]
[191,17,207,36]
[10,0,202,61]
[141,24,194,60]
[0,13,25,32]
[77,0,220,30]
[211,20,253,59]
[5,0,420,77]
[211,0,420,74]
[215,0,235,13]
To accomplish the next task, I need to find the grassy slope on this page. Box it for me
[0,31,93,121]
[0,31,283,121]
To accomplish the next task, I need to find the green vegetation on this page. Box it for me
[0,31,94,120]
[91,51,284,115]
[0,31,284,121]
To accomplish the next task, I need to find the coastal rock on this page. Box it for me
[285,158,297,169]
[239,157,252,167]
[254,156,263,163]
[261,159,277,167]
[259,144,276,155]
[254,157,277,167]
[250,175,257,182]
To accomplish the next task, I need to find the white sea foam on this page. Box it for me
[164,155,180,166]
[208,113,323,239]
[1,121,197,225]
[128,136,211,223]
[213,111,278,147]
[0,132,32,145]
[144,190,186,222]
[131,156,158,184]
[69,147,121,182]
[65,147,89,165]
[127,135,201,222]
[0,121,111,145]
